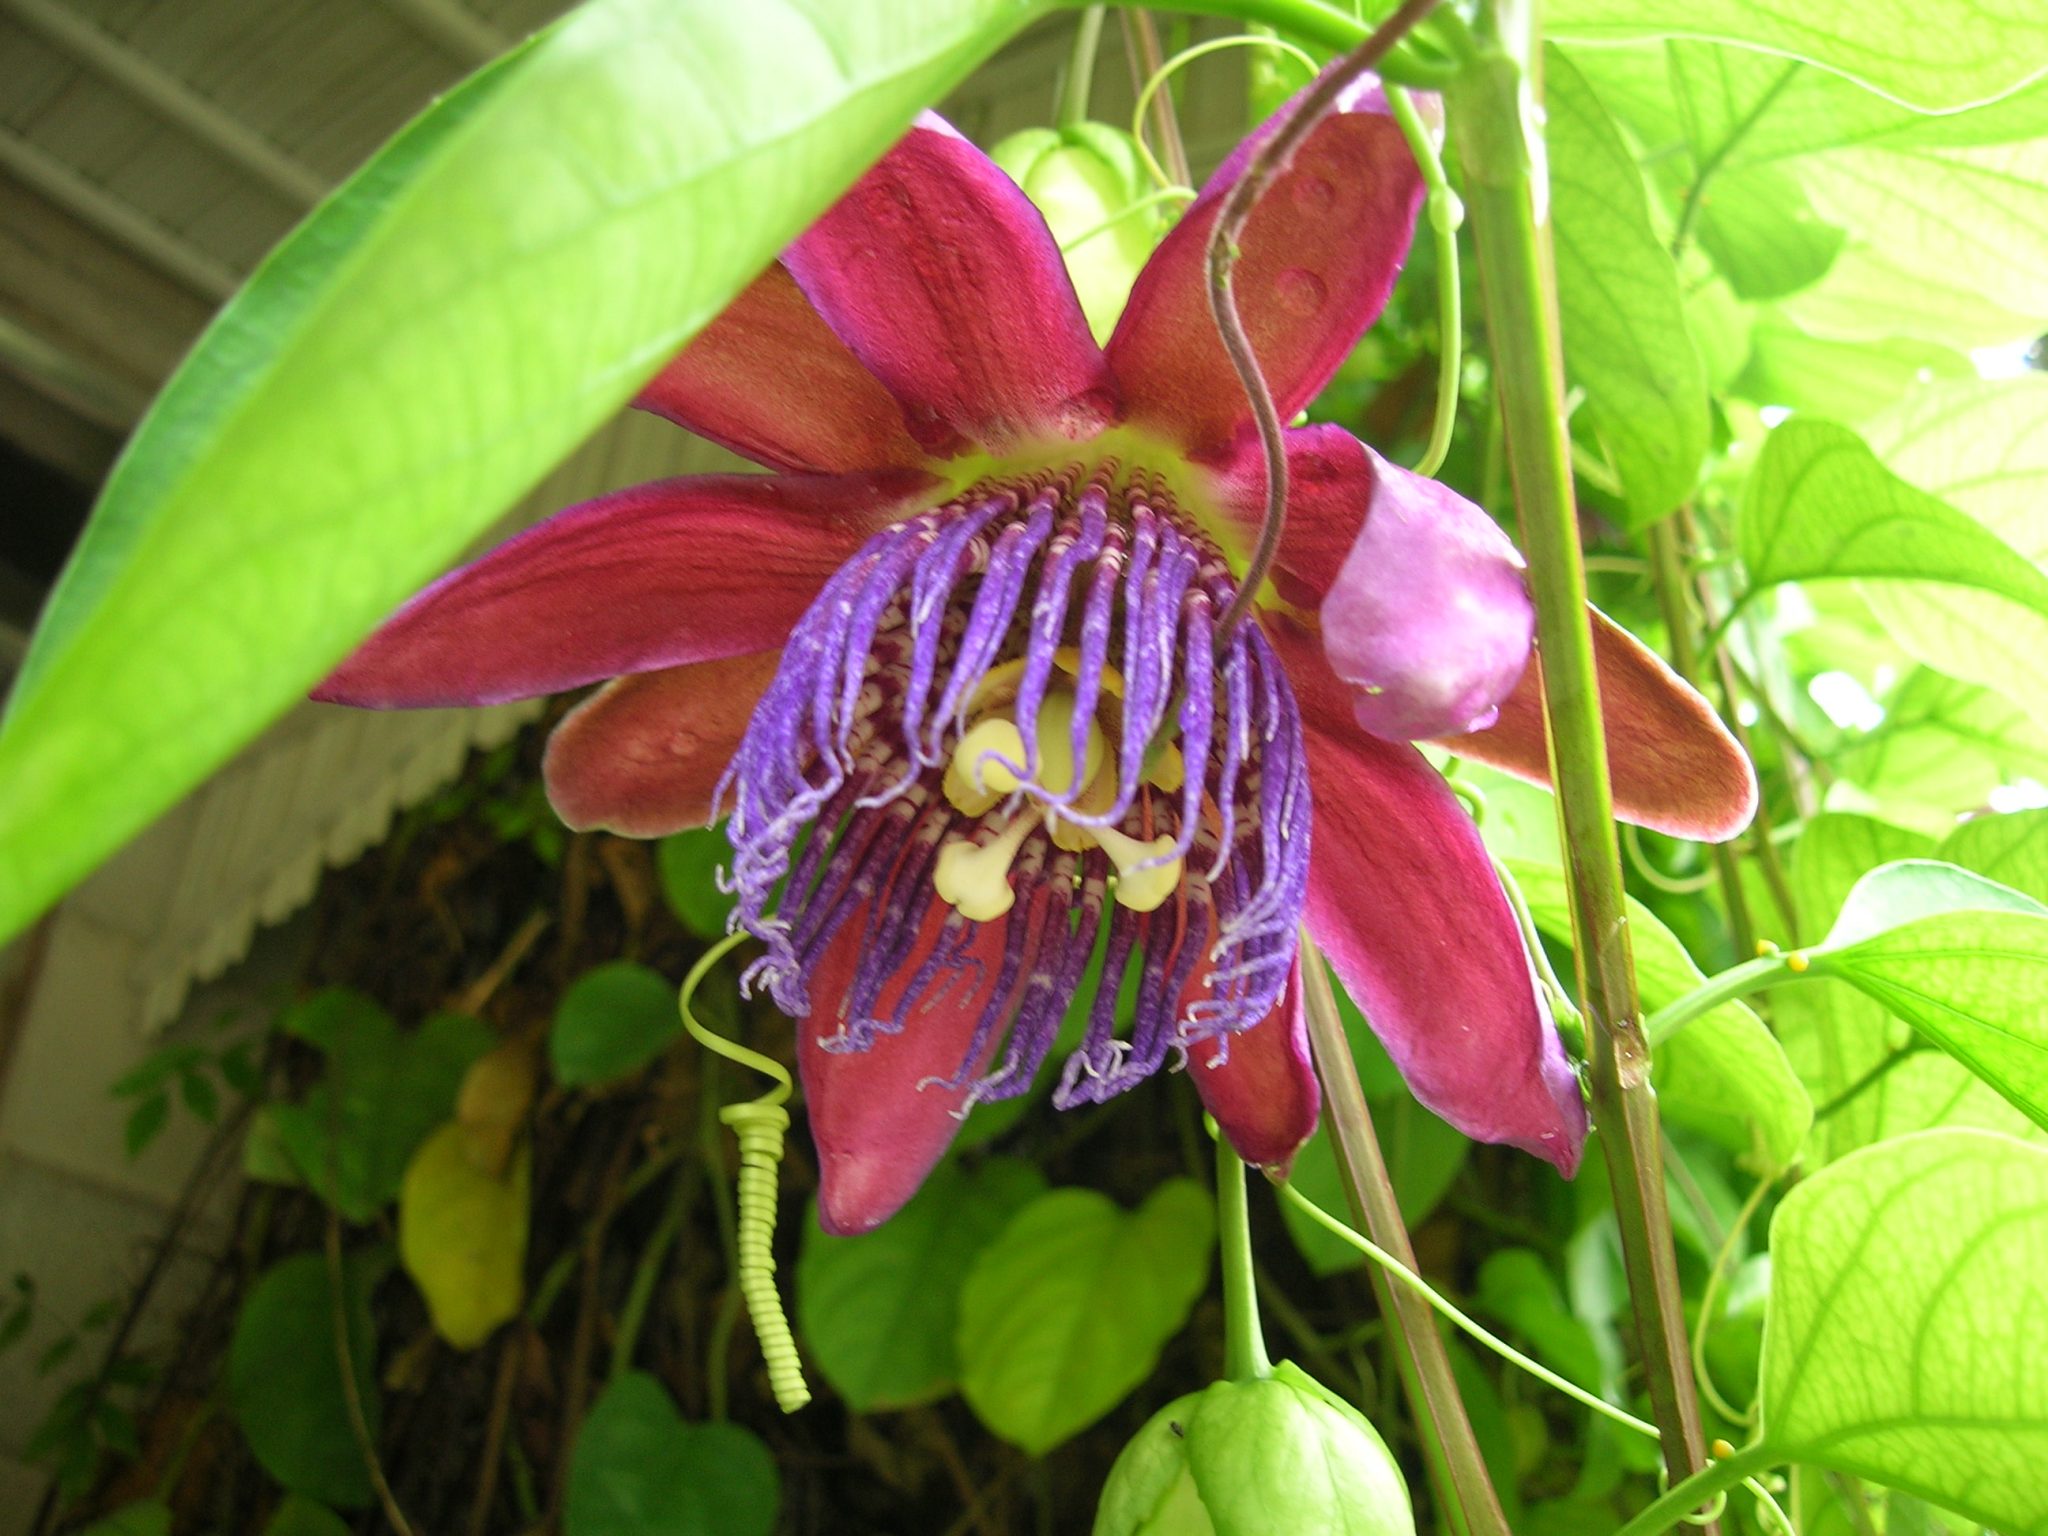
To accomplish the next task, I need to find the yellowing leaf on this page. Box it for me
[400,1122,529,1350]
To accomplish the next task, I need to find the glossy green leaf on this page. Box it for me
[1548,0,2048,109]
[1547,47,1710,525]
[1762,1129,2048,1531]
[1742,419,2048,609]
[1775,817,2043,1163]
[1818,858,2048,946]
[270,992,493,1222]
[796,1157,1044,1410]
[957,1180,1214,1455]
[1507,860,1811,1166]
[228,1250,385,1509]
[549,961,681,1088]
[565,1372,778,1536]
[0,0,1052,947]
[1741,419,2048,722]
[1693,164,1843,300]
[1804,862,2048,1131]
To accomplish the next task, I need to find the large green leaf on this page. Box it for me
[1868,376,2048,562]
[1736,315,1970,425]
[268,991,493,1223]
[1741,419,2048,609]
[957,1180,1213,1455]
[1666,42,2048,170]
[1762,1129,2048,1531]
[1548,0,2048,109]
[1835,670,2048,833]
[796,1157,1044,1410]
[1547,47,1710,525]
[564,1372,778,1536]
[1774,816,2045,1163]
[1939,809,2048,907]
[1804,861,2048,1131]
[228,1250,386,1509]
[1740,419,2048,723]
[549,961,683,1089]
[1508,860,1811,1167]
[0,0,1049,946]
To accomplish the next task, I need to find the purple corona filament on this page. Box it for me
[715,466,1314,1114]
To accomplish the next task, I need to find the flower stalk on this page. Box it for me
[1446,0,1714,1510]
[1214,1134,1273,1382]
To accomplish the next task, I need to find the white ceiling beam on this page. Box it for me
[0,128,238,303]
[375,0,510,65]
[0,0,328,207]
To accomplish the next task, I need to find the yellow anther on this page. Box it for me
[1032,691,1106,798]
[934,809,1040,922]
[1049,767,1119,852]
[944,718,1027,814]
[1094,825,1183,913]
[1053,647,1124,698]
[1144,740,1185,793]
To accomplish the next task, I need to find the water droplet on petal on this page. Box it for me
[1274,268,1326,317]
[1293,175,1338,212]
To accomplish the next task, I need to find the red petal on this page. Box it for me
[800,900,1011,1235]
[1437,607,1759,843]
[316,469,930,708]
[635,262,926,473]
[542,651,780,836]
[1272,617,1587,1174]
[1188,956,1319,1173]
[1110,76,1425,458]
[784,115,1117,456]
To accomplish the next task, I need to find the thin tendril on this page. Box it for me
[1207,0,1447,647]
[1277,1178,1658,1440]
[1060,184,1197,255]
[681,930,790,1108]
[679,931,810,1411]
[1691,1170,1774,1427]
[1385,83,1462,480]
[1131,33,1322,193]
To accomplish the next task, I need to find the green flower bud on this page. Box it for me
[1094,1363,1415,1536]
[988,122,1164,345]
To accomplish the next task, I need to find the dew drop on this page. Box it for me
[1293,175,1338,212]
[1274,267,1326,316]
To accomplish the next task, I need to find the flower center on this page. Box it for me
[716,461,1311,1111]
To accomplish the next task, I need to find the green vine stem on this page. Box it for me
[1444,1,1714,1510]
[1058,5,1105,129]
[1215,1133,1274,1381]
[1611,1444,1778,1536]
[1642,953,1791,1045]
[1300,939,1511,1536]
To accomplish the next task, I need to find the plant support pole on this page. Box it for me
[1301,943,1510,1536]
[1447,0,1714,1511]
